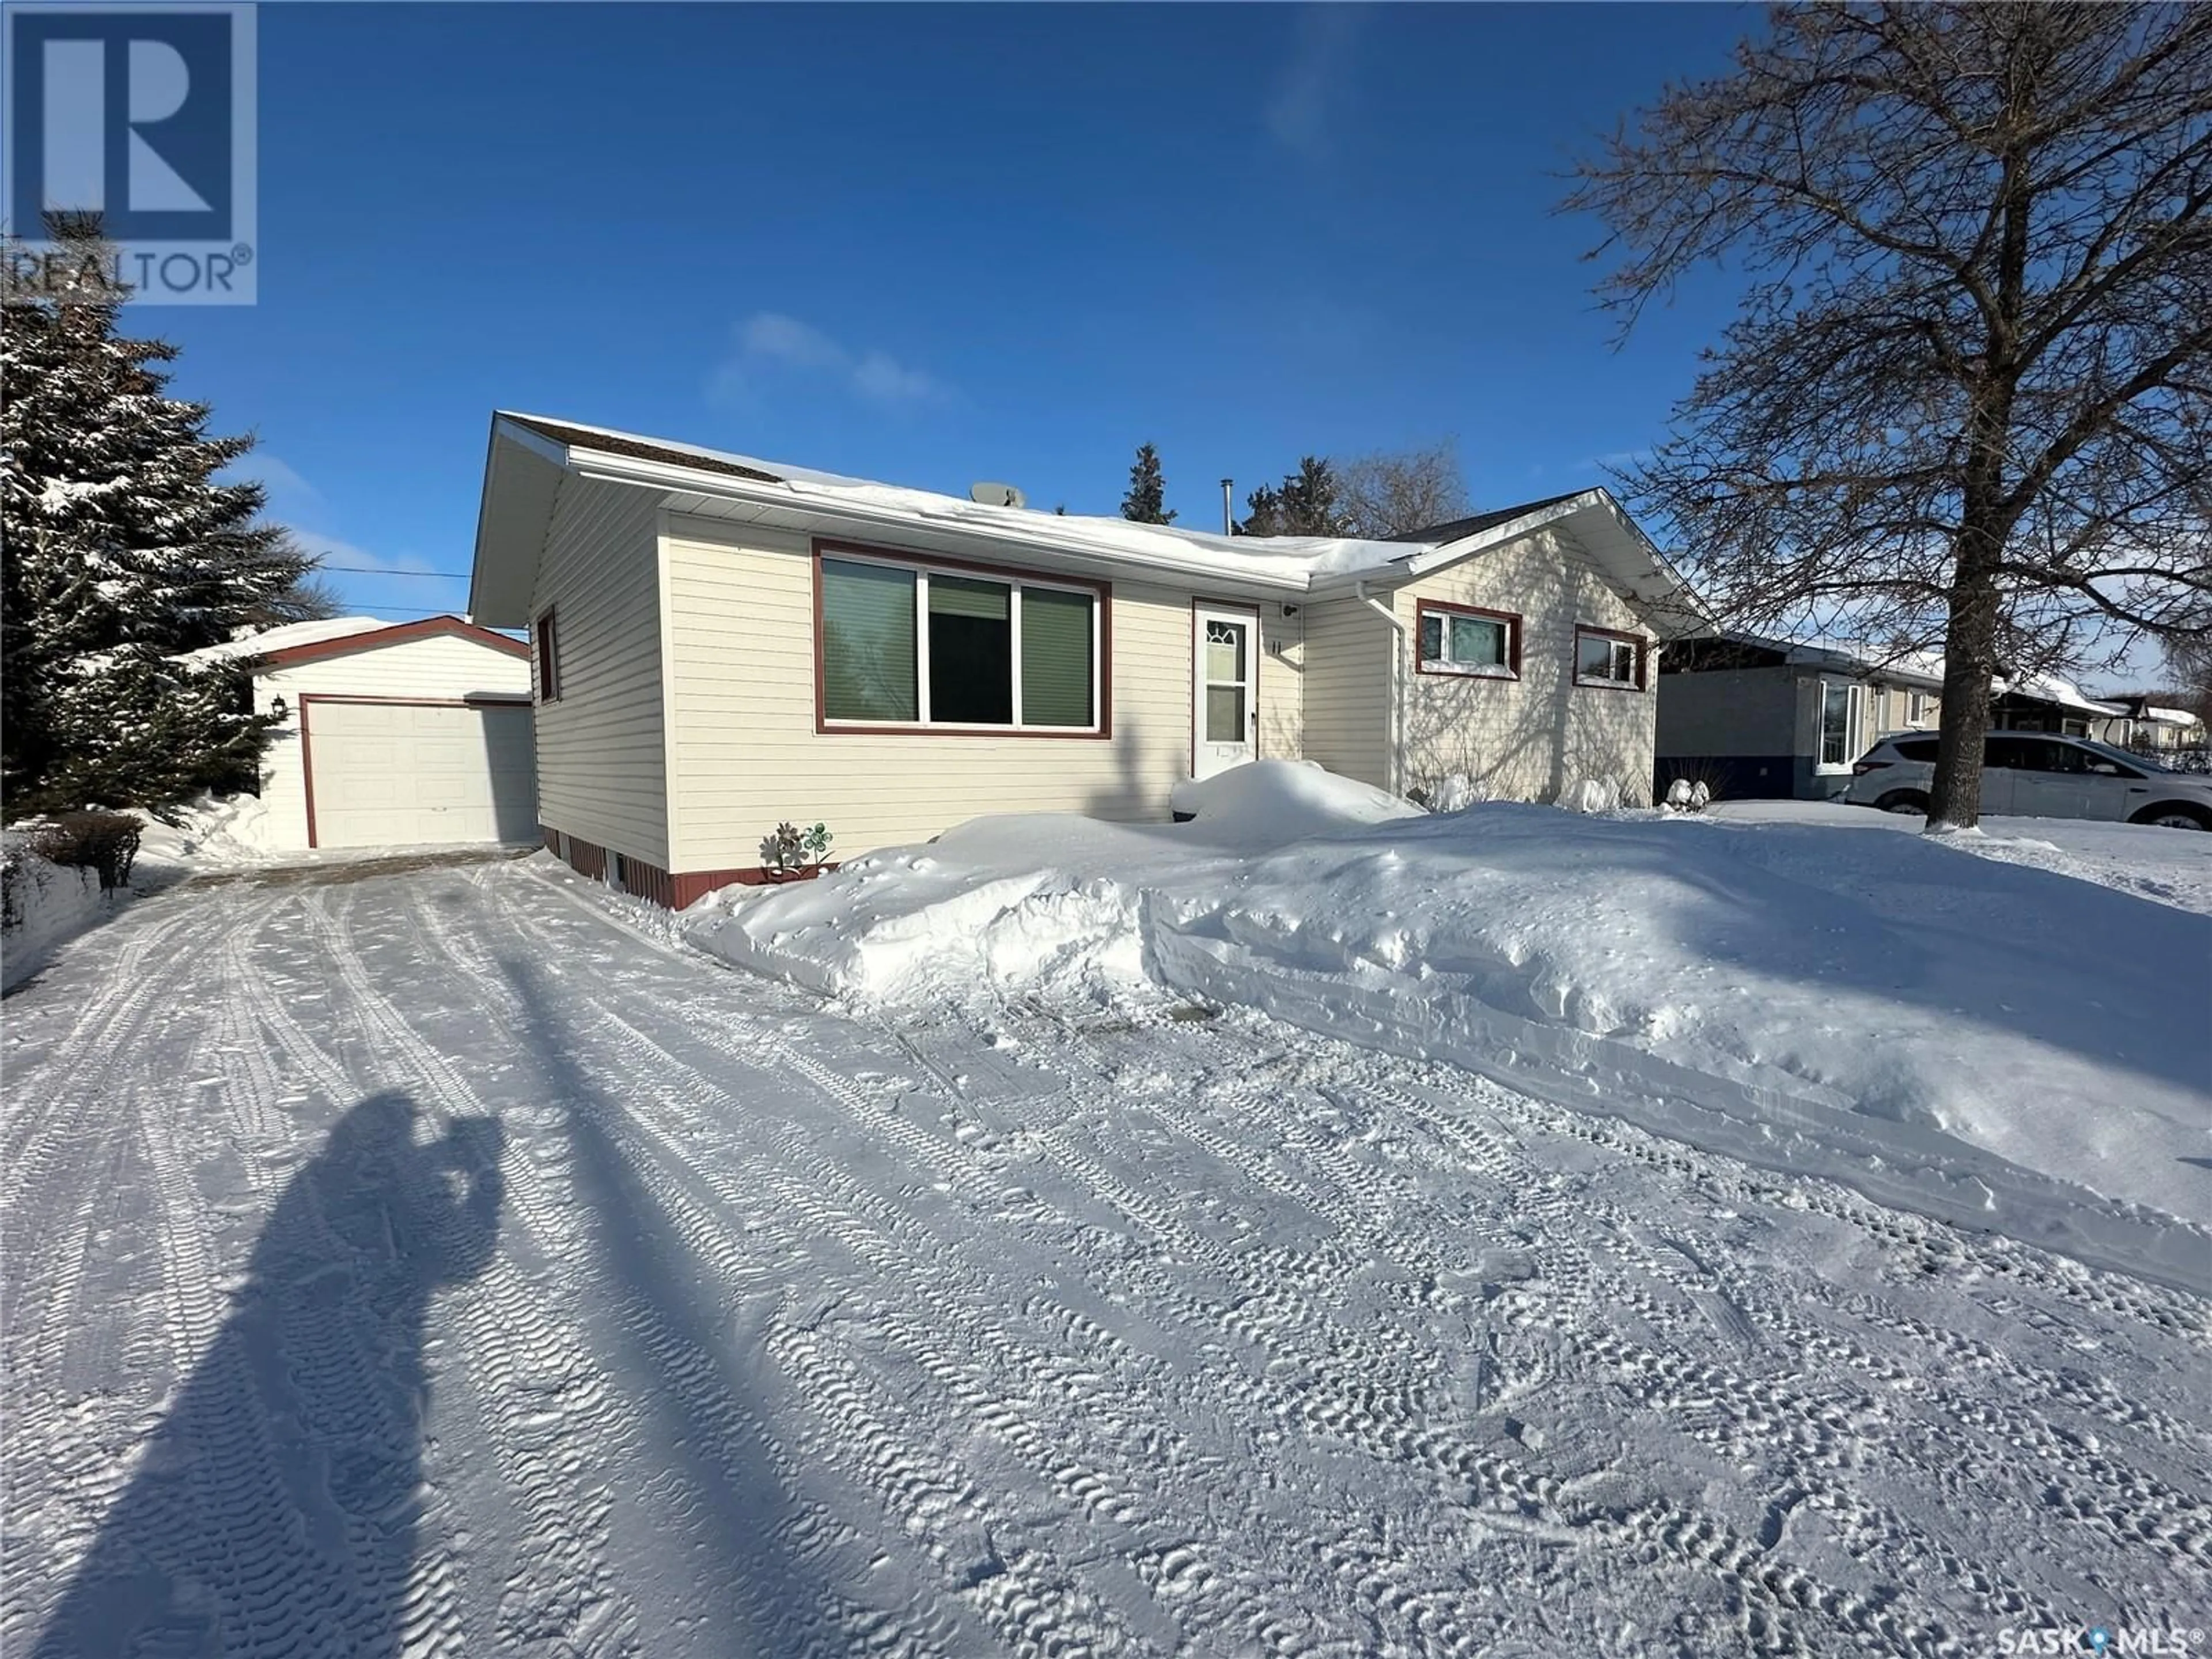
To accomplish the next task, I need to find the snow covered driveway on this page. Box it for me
[6,859,2209,1657]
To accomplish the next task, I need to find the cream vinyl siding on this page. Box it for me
[251,633,532,850]
[529,477,670,866]
[1255,604,1304,760]
[663,520,1205,868]
[1389,523,1657,805]
[1298,596,1392,787]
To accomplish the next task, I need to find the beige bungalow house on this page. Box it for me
[467,414,1699,905]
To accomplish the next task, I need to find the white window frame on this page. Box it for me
[1572,626,1645,690]
[1907,690,1934,725]
[1414,600,1519,680]
[1816,679,1869,773]
[816,547,1105,734]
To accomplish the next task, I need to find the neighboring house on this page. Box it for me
[180,615,537,851]
[1657,632,2137,800]
[1990,671,2127,739]
[467,413,1698,904]
[2086,694,2207,755]
[1655,635,1944,801]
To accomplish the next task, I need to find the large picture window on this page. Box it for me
[817,549,1103,733]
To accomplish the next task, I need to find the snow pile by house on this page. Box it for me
[688,767,2212,1287]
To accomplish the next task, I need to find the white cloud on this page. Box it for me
[709,312,951,411]
[247,453,320,505]
[1265,6,1362,158]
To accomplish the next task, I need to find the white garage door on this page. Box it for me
[308,699,537,850]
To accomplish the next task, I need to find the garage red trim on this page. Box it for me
[262,615,530,671]
[297,692,533,850]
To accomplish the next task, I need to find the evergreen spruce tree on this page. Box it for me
[1119,443,1176,525]
[2,216,312,817]
[1241,456,1343,536]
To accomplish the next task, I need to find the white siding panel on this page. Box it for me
[249,631,533,850]
[1298,596,1391,787]
[1389,525,1658,806]
[663,520,1202,869]
[529,478,670,866]
[1256,604,1304,761]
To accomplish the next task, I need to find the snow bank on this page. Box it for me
[1168,759,1423,845]
[133,791,287,873]
[1,837,108,991]
[688,781,2212,1289]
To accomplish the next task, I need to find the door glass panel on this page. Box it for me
[1205,619,1245,684]
[1820,682,1851,766]
[1206,685,1245,743]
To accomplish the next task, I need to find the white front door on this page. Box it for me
[1192,604,1258,779]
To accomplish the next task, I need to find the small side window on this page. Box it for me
[1893,738,1940,762]
[1574,626,1646,690]
[535,609,560,703]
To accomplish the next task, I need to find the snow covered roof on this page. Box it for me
[472,412,1708,633]
[1694,630,2131,713]
[175,614,528,671]
[175,615,390,664]
[2001,669,2127,718]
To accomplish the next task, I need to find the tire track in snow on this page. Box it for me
[279,886,637,1658]
[861,1005,1998,1653]
[451,878,1195,1657]
[482,872,1510,1656]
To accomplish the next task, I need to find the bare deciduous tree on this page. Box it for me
[1567,3,2212,827]
[1337,440,1472,539]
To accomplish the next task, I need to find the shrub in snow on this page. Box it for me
[760,820,834,876]
[1566,777,1620,815]
[1662,777,1714,814]
[1,834,106,988]
[24,809,143,889]
[1414,772,1484,813]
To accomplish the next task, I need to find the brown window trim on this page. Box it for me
[811,538,1114,739]
[534,608,560,703]
[1414,598,1522,680]
[1573,623,1650,692]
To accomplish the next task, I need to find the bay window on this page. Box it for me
[817,548,1102,732]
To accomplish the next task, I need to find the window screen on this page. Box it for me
[1020,587,1094,728]
[820,558,919,721]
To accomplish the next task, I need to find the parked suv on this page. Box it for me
[1843,732,2212,829]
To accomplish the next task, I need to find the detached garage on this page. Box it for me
[181,615,537,853]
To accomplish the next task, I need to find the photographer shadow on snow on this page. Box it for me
[33,1093,504,1659]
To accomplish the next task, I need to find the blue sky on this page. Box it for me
[162,2,1758,621]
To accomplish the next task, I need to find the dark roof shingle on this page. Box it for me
[1387,490,1589,545]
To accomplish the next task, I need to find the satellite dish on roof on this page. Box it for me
[970,481,1027,509]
